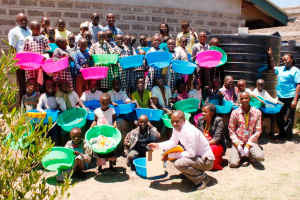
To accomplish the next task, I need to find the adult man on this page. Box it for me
[89,13,103,43]
[228,92,264,168]
[8,13,32,103]
[148,111,215,190]
[102,13,122,42]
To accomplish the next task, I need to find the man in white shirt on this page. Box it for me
[79,80,103,110]
[89,13,103,43]
[148,111,215,190]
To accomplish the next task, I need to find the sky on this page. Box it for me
[270,0,300,8]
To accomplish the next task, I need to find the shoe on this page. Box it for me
[267,134,278,142]
[193,174,210,190]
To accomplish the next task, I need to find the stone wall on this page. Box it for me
[0,0,245,49]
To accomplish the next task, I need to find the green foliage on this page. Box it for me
[0,42,74,199]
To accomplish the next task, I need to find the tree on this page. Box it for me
[0,42,73,200]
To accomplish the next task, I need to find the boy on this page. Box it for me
[74,38,92,97]
[236,79,263,104]
[175,36,189,61]
[103,13,123,43]
[176,20,198,54]
[146,37,152,47]
[47,26,56,43]
[210,37,219,47]
[23,21,50,91]
[55,79,79,111]
[21,78,40,113]
[134,49,148,91]
[105,29,116,49]
[82,31,93,50]
[67,33,77,89]
[205,80,223,104]
[124,34,136,55]
[56,127,92,182]
[79,80,103,110]
[40,17,50,35]
[209,37,221,83]
[89,13,103,43]
[188,78,204,109]
[55,19,71,41]
[75,22,89,44]
[137,34,147,50]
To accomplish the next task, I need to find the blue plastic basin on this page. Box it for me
[261,100,282,114]
[142,47,150,52]
[84,100,101,110]
[145,52,173,69]
[26,109,60,124]
[133,157,147,178]
[109,103,135,115]
[159,43,169,52]
[171,60,197,75]
[136,108,164,121]
[119,55,145,69]
[208,99,233,114]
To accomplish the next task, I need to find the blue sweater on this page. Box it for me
[74,50,93,74]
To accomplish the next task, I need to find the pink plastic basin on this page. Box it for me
[196,50,222,68]
[194,113,202,126]
[14,52,44,70]
[41,57,69,73]
[80,67,109,80]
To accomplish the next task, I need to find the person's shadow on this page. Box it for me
[94,167,129,183]
[149,174,218,192]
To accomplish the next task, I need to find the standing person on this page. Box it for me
[55,19,71,41]
[47,26,56,44]
[148,111,215,190]
[105,29,116,49]
[176,20,198,54]
[175,36,189,61]
[40,17,50,35]
[103,13,122,43]
[89,13,103,43]
[137,34,147,50]
[8,13,32,103]
[159,23,173,39]
[268,48,300,141]
[75,22,89,44]
[228,92,264,167]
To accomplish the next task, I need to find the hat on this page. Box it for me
[80,22,89,28]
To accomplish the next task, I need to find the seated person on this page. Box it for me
[151,76,172,114]
[205,80,223,104]
[108,77,137,131]
[56,127,92,182]
[55,79,79,111]
[21,78,40,113]
[188,78,205,110]
[79,80,103,110]
[148,111,215,190]
[197,103,226,170]
[228,92,264,168]
[132,77,156,109]
[237,79,263,105]
[124,115,160,170]
[219,75,238,103]
[171,78,188,103]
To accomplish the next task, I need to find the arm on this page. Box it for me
[148,123,161,141]
[37,95,46,113]
[123,130,134,156]
[291,84,300,109]
[78,99,88,111]
[91,114,97,128]
[112,113,117,128]
[210,118,224,146]
[74,53,82,72]
[149,98,158,109]
[267,47,275,71]
[247,111,262,147]
[251,93,264,104]
[158,130,179,150]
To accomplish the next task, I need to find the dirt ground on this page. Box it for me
[44,132,300,200]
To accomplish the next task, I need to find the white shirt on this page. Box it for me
[8,26,32,52]
[159,121,215,160]
[151,86,172,108]
[253,88,278,104]
[56,91,79,111]
[37,93,58,112]
[94,107,115,126]
[175,46,189,61]
[80,90,103,102]
[238,88,253,103]
[188,89,202,108]
[89,22,103,43]
[108,89,130,103]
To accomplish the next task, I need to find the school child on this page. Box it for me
[105,29,116,49]
[131,35,136,47]
[124,34,136,56]
[56,127,92,182]
[210,37,219,47]
[67,34,77,57]
[108,77,137,131]
[82,30,92,50]
[91,93,117,173]
[52,37,75,91]
[55,19,71,41]
[205,80,223,104]
[209,37,221,84]
[151,76,172,114]
[79,80,103,110]
[47,26,56,44]
[21,78,40,113]
[55,79,79,111]
[89,31,115,92]
[75,22,89,44]
[170,79,188,104]
[176,20,198,54]
[188,78,205,109]
[133,49,148,91]
[160,35,170,52]
[23,21,50,91]
[175,36,189,61]
[236,79,263,104]
[40,17,50,35]
[146,37,152,47]
[137,34,147,50]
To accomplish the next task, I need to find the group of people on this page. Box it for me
[8,11,300,190]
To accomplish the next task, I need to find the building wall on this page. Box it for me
[0,0,245,49]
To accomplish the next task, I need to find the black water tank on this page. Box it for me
[280,40,300,68]
[207,34,281,96]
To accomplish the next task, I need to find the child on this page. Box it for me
[23,21,50,91]
[55,19,71,41]
[89,31,115,92]
[52,37,75,91]
[151,76,172,114]
[47,26,56,43]
[131,35,136,47]
[21,78,40,113]
[91,93,117,173]
[108,77,137,131]
[176,20,198,54]
[82,30,92,50]
[209,37,221,84]
[105,29,116,49]
[74,38,92,97]
[132,77,155,109]
[188,78,204,109]
[55,79,79,111]
[145,35,163,90]
[56,127,92,182]
[79,80,103,109]
[253,79,278,141]
[210,37,219,47]
[137,34,147,50]
[160,35,170,52]
[124,34,136,56]
[134,49,148,91]
[146,37,152,47]
[205,80,223,104]
[175,36,189,61]
[236,79,263,105]
[67,33,77,88]
[171,79,188,104]
[75,22,89,44]
[40,17,50,35]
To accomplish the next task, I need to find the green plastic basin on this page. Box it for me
[173,99,200,113]
[85,125,121,154]
[250,96,264,109]
[210,46,227,67]
[162,112,191,128]
[42,147,75,171]
[57,108,87,132]
[92,54,119,65]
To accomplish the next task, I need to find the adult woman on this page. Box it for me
[197,103,226,170]
[159,23,172,39]
[268,48,300,141]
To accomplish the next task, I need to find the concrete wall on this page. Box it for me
[0,0,245,50]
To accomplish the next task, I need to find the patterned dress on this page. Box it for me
[145,47,163,90]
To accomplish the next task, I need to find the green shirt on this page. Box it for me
[132,90,152,108]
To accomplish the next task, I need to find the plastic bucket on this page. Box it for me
[162,112,191,128]
[196,50,222,68]
[119,55,145,69]
[41,56,69,73]
[57,108,87,132]
[171,60,197,75]
[136,108,164,121]
[42,147,75,171]
[80,67,109,80]
[145,52,173,69]
[173,99,200,113]
[92,54,119,65]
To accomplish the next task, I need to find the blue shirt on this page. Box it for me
[103,25,122,42]
[8,26,32,52]
[275,66,300,98]
[74,50,93,74]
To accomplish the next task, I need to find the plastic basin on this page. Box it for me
[14,52,43,70]
[173,99,200,113]
[42,147,75,171]
[48,43,58,53]
[210,46,227,67]
[261,100,282,114]
[109,103,135,115]
[159,43,169,52]
[85,125,121,154]
[208,99,234,114]
[162,112,191,128]
[41,56,69,73]
[80,67,109,80]
[136,108,164,121]
[92,54,119,65]
[141,47,150,52]
[119,55,145,69]
[27,109,60,124]
[171,60,197,75]
[57,108,87,132]
[196,50,222,68]
[250,97,263,109]
[84,100,101,110]
[133,157,147,178]
[194,113,202,126]
[145,52,173,69]
[233,106,239,110]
